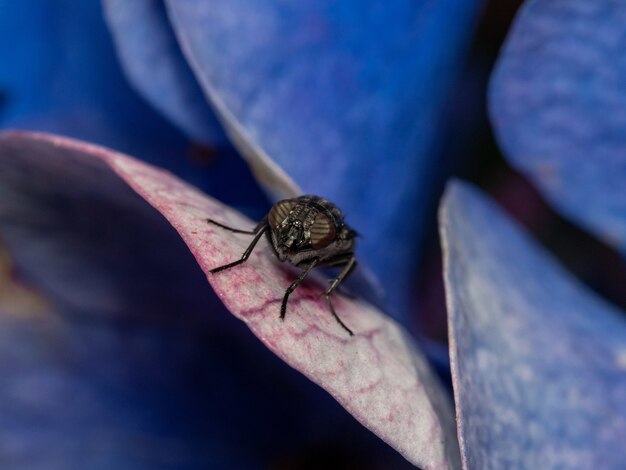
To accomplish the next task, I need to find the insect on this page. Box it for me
[207,195,357,336]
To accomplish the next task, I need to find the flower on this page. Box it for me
[1,0,625,469]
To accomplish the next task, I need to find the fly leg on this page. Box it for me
[281,258,319,320]
[324,254,357,336]
[207,218,259,235]
[210,224,268,273]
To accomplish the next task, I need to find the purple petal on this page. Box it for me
[1,131,460,469]
[102,0,226,145]
[490,1,626,252]
[440,181,626,469]
[164,0,483,317]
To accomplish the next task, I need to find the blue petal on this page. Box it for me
[165,0,483,319]
[490,1,626,254]
[0,1,269,215]
[0,133,414,468]
[103,0,226,145]
[441,181,626,469]
[0,0,182,159]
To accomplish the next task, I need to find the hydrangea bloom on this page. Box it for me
[0,0,625,468]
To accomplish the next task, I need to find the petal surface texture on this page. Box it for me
[164,0,482,316]
[490,1,626,252]
[441,181,626,469]
[0,132,460,469]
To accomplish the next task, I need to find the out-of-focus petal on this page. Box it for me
[0,0,270,214]
[490,1,626,253]
[0,131,417,468]
[0,0,183,160]
[440,181,626,469]
[0,242,50,316]
[164,0,483,318]
[102,0,226,145]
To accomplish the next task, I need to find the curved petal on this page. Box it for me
[1,131,460,469]
[440,181,626,469]
[490,1,626,253]
[0,1,270,214]
[164,0,483,317]
[102,0,226,145]
[0,0,184,159]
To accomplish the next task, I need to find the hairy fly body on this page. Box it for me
[208,195,358,335]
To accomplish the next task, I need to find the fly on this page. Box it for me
[207,195,357,336]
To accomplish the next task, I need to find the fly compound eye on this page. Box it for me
[268,199,297,230]
[310,213,336,249]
